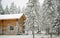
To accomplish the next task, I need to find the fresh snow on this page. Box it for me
[0,35,49,38]
[0,35,59,38]
[0,13,23,20]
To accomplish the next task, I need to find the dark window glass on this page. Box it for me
[10,26,14,30]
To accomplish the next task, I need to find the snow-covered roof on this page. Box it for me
[0,13,23,20]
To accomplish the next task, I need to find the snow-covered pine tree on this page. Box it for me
[10,2,17,14]
[24,0,41,34]
[52,0,60,35]
[17,6,20,13]
[41,0,59,33]
[4,5,9,14]
[0,0,4,14]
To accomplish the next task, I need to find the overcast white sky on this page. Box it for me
[1,0,44,9]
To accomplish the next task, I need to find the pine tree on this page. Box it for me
[0,0,4,14]
[4,5,9,14]
[24,0,40,35]
[41,0,59,34]
[10,2,17,14]
[17,6,20,13]
[52,0,60,35]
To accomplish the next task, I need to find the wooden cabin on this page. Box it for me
[0,13,26,35]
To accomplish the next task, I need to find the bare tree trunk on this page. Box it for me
[32,16,35,38]
[32,29,34,38]
[50,33,52,38]
[37,25,40,33]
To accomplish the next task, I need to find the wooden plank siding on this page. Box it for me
[18,14,26,33]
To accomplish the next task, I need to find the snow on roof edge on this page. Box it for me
[0,13,23,20]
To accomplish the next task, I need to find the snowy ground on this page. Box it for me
[0,34,60,38]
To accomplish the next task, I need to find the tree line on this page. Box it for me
[0,2,20,14]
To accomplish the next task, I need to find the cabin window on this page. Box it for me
[10,26,14,30]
